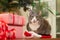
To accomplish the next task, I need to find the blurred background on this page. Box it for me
[0,0,60,38]
[56,0,60,38]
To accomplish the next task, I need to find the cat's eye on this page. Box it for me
[36,16,39,18]
[31,16,33,17]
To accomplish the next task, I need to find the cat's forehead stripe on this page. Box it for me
[30,13,39,16]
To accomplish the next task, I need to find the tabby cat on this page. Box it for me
[27,10,51,36]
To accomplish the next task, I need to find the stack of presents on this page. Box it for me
[0,13,25,40]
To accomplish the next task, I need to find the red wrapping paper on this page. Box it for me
[0,13,25,26]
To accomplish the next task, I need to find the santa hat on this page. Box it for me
[24,31,32,37]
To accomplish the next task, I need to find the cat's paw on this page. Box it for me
[29,31,42,37]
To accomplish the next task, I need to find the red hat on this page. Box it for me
[24,31,32,37]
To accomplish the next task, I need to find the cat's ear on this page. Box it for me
[38,11,42,16]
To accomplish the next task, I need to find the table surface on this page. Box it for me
[8,38,60,40]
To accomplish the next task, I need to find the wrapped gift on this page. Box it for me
[0,13,25,26]
[0,13,25,38]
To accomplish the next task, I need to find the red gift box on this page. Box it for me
[0,13,25,26]
[0,13,25,38]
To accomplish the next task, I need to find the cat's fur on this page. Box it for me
[27,10,51,35]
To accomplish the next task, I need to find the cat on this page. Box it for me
[26,10,51,37]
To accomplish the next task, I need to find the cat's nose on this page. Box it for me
[33,20,36,23]
[31,19,37,23]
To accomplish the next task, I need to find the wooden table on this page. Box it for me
[8,38,60,40]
